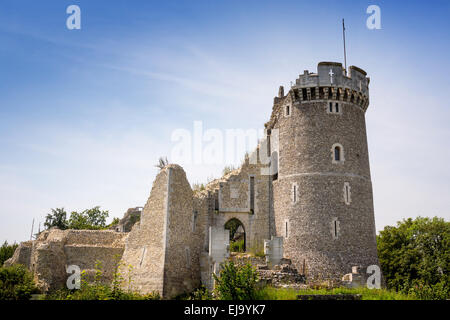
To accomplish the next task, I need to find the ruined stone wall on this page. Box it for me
[121,165,207,298]
[5,229,127,292]
[162,165,205,298]
[209,158,271,252]
[120,168,169,295]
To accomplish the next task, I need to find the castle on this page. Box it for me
[5,62,380,298]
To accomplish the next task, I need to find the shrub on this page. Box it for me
[0,264,39,300]
[230,239,245,253]
[0,241,18,266]
[377,216,449,299]
[45,258,159,300]
[406,279,449,300]
[213,261,258,300]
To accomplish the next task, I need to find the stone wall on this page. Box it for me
[268,62,380,282]
[121,164,207,298]
[5,229,127,292]
[208,157,272,252]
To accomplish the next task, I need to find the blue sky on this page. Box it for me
[0,0,449,243]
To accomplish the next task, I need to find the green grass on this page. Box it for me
[255,286,417,300]
[230,239,245,253]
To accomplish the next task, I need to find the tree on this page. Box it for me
[0,264,39,300]
[44,208,68,230]
[68,206,109,230]
[0,241,18,266]
[377,216,449,299]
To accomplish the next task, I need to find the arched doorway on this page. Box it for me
[224,218,246,252]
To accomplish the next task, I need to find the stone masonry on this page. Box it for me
[6,62,381,298]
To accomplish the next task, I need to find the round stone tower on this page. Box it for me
[266,62,380,282]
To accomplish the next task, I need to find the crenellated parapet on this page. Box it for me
[274,62,370,111]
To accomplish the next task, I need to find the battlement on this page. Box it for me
[271,62,370,114]
[293,62,369,95]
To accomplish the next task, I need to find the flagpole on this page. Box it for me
[343,18,347,75]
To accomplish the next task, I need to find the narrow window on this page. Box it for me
[334,146,340,161]
[292,183,298,204]
[335,102,339,113]
[334,220,338,238]
[192,211,198,232]
[285,220,289,238]
[331,143,345,164]
[285,105,290,116]
[343,182,351,205]
[329,102,333,112]
[249,176,255,213]
[331,218,340,239]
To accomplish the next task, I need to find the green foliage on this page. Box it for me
[44,208,68,230]
[68,206,109,230]
[0,264,39,300]
[0,241,18,266]
[225,219,241,238]
[255,286,416,300]
[107,217,120,228]
[44,206,112,230]
[178,285,213,300]
[377,216,449,299]
[213,261,258,300]
[45,258,160,300]
[230,239,245,253]
[406,279,449,300]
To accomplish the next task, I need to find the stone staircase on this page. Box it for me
[229,253,307,289]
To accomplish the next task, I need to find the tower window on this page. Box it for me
[334,221,338,237]
[285,105,290,117]
[331,218,340,239]
[284,106,292,117]
[331,143,345,164]
[292,183,298,204]
[334,146,340,161]
[249,176,255,213]
[327,101,341,114]
[192,211,198,232]
[343,182,351,205]
[285,219,289,238]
